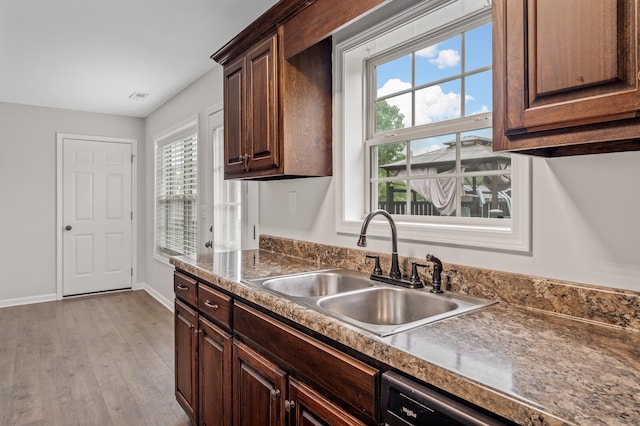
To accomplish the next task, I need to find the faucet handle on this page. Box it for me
[409,262,428,287]
[365,254,383,276]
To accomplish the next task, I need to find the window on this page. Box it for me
[155,119,198,257]
[367,21,509,219]
[335,0,530,251]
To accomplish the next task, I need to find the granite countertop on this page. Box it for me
[171,250,640,426]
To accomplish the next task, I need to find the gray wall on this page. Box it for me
[259,151,640,292]
[0,102,145,305]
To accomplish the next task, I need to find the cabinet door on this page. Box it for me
[199,316,232,426]
[245,33,280,174]
[494,0,640,150]
[224,56,247,176]
[175,299,199,424]
[288,379,365,426]
[233,341,286,426]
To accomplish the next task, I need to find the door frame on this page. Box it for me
[56,133,138,300]
[205,104,259,251]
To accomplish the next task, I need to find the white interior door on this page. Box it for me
[62,138,132,296]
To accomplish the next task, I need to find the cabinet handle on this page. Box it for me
[270,389,280,400]
[242,153,251,171]
[204,300,219,310]
[284,400,295,413]
[176,284,189,291]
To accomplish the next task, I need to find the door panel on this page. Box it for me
[62,138,132,296]
[199,316,232,426]
[233,341,286,426]
[175,299,198,424]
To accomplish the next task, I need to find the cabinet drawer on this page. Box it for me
[198,284,233,329]
[234,302,379,422]
[174,272,198,307]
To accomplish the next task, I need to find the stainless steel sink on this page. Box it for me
[251,269,374,297]
[316,287,496,336]
[317,287,458,325]
[243,269,496,336]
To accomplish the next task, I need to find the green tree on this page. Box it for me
[375,100,407,207]
[376,99,405,132]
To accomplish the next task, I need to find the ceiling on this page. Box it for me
[0,0,278,117]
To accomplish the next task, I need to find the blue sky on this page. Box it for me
[375,22,492,136]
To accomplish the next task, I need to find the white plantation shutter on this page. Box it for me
[156,133,198,256]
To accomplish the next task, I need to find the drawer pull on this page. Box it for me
[176,284,189,291]
[270,389,280,400]
[204,300,219,309]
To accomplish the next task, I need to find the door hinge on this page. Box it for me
[131,154,135,163]
[131,211,133,220]
[131,268,133,277]
[253,225,256,240]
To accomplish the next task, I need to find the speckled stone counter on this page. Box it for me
[170,249,640,426]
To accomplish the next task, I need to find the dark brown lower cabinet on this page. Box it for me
[199,316,233,426]
[288,378,365,426]
[175,271,378,425]
[175,298,199,424]
[233,341,365,426]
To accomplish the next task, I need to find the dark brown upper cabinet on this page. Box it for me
[212,0,384,179]
[493,0,640,156]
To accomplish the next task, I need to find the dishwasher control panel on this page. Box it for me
[380,371,510,426]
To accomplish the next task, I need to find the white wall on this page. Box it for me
[259,150,640,292]
[143,67,223,305]
[0,102,145,305]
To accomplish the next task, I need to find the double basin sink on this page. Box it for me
[244,269,495,337]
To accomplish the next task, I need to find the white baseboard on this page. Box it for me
[136,282,174,312]
[0,293,57,309]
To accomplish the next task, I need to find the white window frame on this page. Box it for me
[334,0,531,252]
[154,116,199,262]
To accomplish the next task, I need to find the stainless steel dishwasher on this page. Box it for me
[381,371,512,426]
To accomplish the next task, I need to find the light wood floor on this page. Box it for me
[0,290,192,426]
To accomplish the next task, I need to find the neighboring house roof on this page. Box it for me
[382,136,511,172]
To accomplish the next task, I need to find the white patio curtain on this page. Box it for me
[396,168,459,216]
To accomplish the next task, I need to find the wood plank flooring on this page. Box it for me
[0,290,192,426]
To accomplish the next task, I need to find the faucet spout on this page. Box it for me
[358,210,401,279]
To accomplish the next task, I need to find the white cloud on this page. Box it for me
[429,49,460,69]
[416,44,439,58]
[377,78,411,97]
[378,78,462,127]
[415,85,461,125]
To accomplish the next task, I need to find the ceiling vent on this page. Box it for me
[129,92,149,101]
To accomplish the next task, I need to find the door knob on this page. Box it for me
[65,225,72,231]
[205,241,213,248]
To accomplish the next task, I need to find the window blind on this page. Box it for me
[156,135,198,256]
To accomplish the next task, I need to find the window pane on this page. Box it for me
[409,134,457,175]
[376,54,412,96]
[373,141,407,178]
[415,35,461,86]
[465,23,492,71]
[376,180,409,215]
[464,70,492,116]
[410,134,455,157]
[376,99,408,132]
[376,94,411,131]
[463,175,512,218]
[415,79,461,125]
